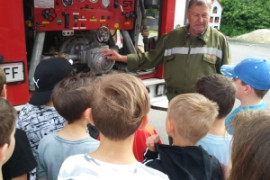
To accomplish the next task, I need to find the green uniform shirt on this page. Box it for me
[127,26,230,101]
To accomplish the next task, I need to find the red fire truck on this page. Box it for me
[0,0,176,109]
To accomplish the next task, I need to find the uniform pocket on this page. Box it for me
[203,54,217,64]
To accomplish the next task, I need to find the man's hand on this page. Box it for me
[146,134,160,152]
[100,48,128,63]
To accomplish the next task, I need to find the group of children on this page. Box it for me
[0,66,36,180]
[1,56,270,180]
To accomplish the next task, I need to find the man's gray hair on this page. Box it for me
[188,0,212,9]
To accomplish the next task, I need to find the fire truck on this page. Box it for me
[0,0,180,110]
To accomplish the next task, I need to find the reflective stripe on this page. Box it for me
[164,47,222,59]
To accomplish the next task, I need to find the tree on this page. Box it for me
[220,0,270,36]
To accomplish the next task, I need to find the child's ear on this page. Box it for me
[82,108,93,125]
[87,108,95,126]
[1,84,7,99]
[244,84,253,94]
[247,85,257,95]
[0,143,8,162]
[138,114,149,130]
[166,118,175,136]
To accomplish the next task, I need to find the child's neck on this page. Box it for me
[0,166,2,180]
[57,120,89,140]
[240,96,262,107]
[89,134,137,164]
[45,99,54,107]
[208,118,229,136]
[172,135,196,147]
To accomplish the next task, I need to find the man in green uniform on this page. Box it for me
[102,0,230,101]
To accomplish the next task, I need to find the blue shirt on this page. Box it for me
[197,133,232,165]
[225,101,266,134]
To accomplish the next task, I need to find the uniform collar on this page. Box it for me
[185,25,210,43]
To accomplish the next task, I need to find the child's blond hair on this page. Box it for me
[52,72,94,123]
[0,98,16,147]
[168,93,218,144]
[0,68,6,93]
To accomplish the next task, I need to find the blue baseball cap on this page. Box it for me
[220,57,270,90]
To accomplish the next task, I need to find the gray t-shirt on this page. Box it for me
[37,132,100,180]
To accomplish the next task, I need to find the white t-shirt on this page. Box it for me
[58,154,169,180]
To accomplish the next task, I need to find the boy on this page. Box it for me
[17,58,73,179]
[58,73,169,180]
[220,57,270,134]
[143,93,223,180]
[133,124,162,162]
[0,98,16,180]
[0,68,6,99]
[36,73,100,180]
[0,67,36,180]
[17,58,72,159]
[228,110,270,179]
[195,74,236,166]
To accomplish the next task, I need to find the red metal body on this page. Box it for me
[0,0,176,106]
[139,0,176,80]
[0,0,30,106]
[34,0,135,31]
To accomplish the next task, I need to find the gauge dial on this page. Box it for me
[96,26,110,42]
[102,0,110,8]
[62,0,73,6]
[90,0,98,3]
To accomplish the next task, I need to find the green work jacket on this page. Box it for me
[127,26,230,101]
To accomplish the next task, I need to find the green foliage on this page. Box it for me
[219,0,270,36]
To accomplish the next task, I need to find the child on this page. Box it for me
[0,98,16,180]
[0,68,6,99]
[133,124,162,162]
[58,73,169,180]
[228,110,270,179]
[17,58,73,159]
[0,67,36,180]
[195,74,236,166]
[17,58,73,179]
[220,57,270,134]
[143,93,223,180]
[36,73,100,180]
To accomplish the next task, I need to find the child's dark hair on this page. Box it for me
[52,73,95,123]
[195,74,236,118]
